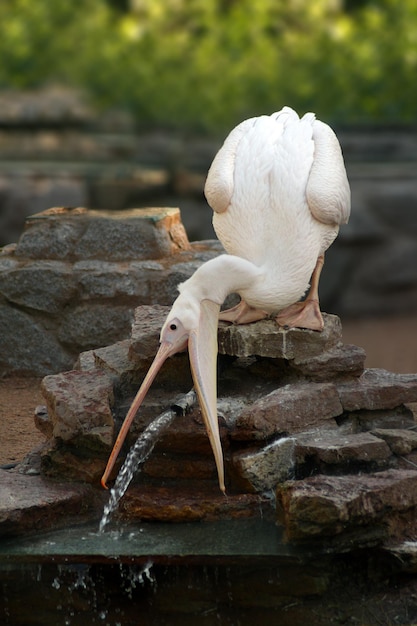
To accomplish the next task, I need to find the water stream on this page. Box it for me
[99,389,197,532]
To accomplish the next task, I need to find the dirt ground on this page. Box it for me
[0,314,417,467]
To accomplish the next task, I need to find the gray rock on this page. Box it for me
[233,382,343,441]
[292,343,366,380]
[14,209,87,260]
[0,260,76,312]
[74,207,190,260]
[277,469,417,543]
[58,303,134,350]
[353,406,417,432]
[337,369,417,411]
[371,428,417,455]
[218,313,342,359]
[0,305,73,375]
[295,432,391,466]
[74,260,150,301]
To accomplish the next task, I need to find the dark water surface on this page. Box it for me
[1,519,415,625]
[0,519,328,625]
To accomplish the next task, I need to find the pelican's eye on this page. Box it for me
[170,323,177,331]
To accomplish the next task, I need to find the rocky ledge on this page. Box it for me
[2,307,417,565]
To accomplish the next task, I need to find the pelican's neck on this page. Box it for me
[178,254,262,307]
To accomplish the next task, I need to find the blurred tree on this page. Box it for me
[0,0,415,131]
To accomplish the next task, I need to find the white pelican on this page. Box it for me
[101,107,350,494]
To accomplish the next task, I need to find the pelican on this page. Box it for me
[101,107,350,494]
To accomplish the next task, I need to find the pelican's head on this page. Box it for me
[159,290,200,353]
[101,290,225,493]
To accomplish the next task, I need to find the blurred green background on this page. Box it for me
[1,0,416,133]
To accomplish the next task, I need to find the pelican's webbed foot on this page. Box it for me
[219,300,268,324]
[276,298,324,332]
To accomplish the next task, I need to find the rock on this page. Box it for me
[352,405,417,432]
[14,206,191,261]
[118,483,267,523]
[74,207,190,260]
[14,208,88,259]
[41,370,114,449]
[0,260,76,312]
[295,432,392,470]
[76,339,135,382]
[0,470,101,538]
[73,260,150,301]
[231,437,296,492]
[337,369,417,411]
[75,340,141,398]
[58,303,135,351]
[276,469,417,543]
[233,382,343,440]
[40,443,109,483]
[217,313,342,359]
[0,305,73,376]
[129,305,169,361]
[371,428,417,455]
[292,343,366,381]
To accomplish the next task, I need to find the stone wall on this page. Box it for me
[0,206,221,375]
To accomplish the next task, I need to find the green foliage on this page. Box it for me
[0,0,416,131]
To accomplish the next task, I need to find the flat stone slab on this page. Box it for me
[218,313,342,359]
[0,470,102,538]
[277,469,417,543]
[295,432,391,466]
[292,343,366,380]
[14,206,190,261]
[371,428,417,455]
[336,369,417,411]
[233,382,343,440]
[118,483,267,523]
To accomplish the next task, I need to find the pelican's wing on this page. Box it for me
[208,108,311,265]
[306,120,351,226]
[204,117,257,214]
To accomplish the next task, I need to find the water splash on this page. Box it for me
[99,390,196,532]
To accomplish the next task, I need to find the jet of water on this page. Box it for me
[99,390,196,532]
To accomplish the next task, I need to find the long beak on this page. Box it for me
[100,341,174,489]
[188,299,225,494]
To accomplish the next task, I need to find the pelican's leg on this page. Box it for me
[219,299,269,324]
[276,255,325,331]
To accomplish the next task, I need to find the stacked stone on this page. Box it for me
[34,304,417,550]
[0,206,220,375]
